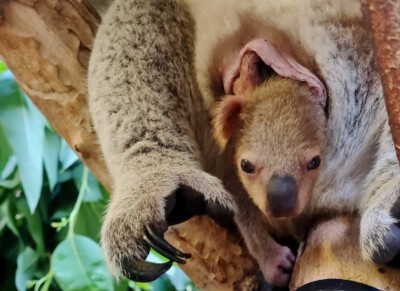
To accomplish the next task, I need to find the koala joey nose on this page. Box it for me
[267,174,298,218]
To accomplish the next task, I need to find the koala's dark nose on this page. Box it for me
[267,174,297,217]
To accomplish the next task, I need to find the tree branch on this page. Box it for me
[290,216,400,290]
[364,0,400,164]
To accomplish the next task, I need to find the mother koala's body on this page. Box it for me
[88,0,400,287]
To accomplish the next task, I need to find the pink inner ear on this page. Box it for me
[232,51,267,95]
[223,39,327,107]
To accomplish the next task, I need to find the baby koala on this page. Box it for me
[211,76,325,285]
[213,76,326,220]
[214,69,400,280]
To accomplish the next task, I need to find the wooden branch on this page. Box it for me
[0,0,109,189]
[363,0,400,164]
[290,216,400,290]
[167,218,259,290]
[0,0,259,289]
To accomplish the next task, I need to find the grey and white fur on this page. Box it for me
[88,0,236,281]
[88,0,400,287]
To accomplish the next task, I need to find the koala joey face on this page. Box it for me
[212,77,326,219]
[233,78,327,219]
[236,146,322,218]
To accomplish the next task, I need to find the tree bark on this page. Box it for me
[0,0,109,189]
[290,216,400,290]
[0,0,259,289]
[363,0,400,164]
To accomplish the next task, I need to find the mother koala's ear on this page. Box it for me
[211,95,244,151]
[224,38,327,107]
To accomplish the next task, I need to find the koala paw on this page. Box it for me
[360,209,400,265]
[101,169,235,282]
[260,245,296,287]
[101,190,175,282]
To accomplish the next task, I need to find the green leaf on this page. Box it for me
[166,267,192,291]
[128,280,154,291]
[148,275,175,291]
[0,211,6,233]
[74,202,105,242]
[0,227,20,291]
[43,128,61,191]
[99,184,110,199]
[114,278,129,291]
[51,203,75,222]
[2,195,20,239]
[15,246,40,291]
[59,140,79,173]
[57,169,74,184]
[0,169,20,189]
[0,123,12,172]
[148,250,169,263]
[134,282,153,291]
[0,61,7,75]
[72,165,103,202]
[51,235,113,291]
[84,173,104,202]
[0,155,17,181]
[50,181,78,221]
[0,71,45,213]
[15,196,45,254]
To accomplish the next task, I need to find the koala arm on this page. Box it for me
[360,122,400,265]
[223,174,296,286]
[235,195,297,286]
[88,0,234,281]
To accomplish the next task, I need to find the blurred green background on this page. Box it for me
[0,62,196,291]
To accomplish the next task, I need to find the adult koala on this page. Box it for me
[88,0,400,287]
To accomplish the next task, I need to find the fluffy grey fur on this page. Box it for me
[88,0,234,278]
[88,0,400,286]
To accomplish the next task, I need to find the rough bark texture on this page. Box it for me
[363,0,400,164]
[166,217,259,291]
[0,0,110,190]
[290,216,400,290]
[0,0,259,289]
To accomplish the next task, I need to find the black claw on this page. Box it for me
[144,233,186,264]
[144,224,191,264]
[122,257,172,282]
[145,224,191,259]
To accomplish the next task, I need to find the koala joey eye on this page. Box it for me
[307,156,321,171]
[241,159,255,174]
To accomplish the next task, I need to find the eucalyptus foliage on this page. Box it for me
[0,63,195,291]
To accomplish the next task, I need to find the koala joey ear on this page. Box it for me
[212,95,243,150]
